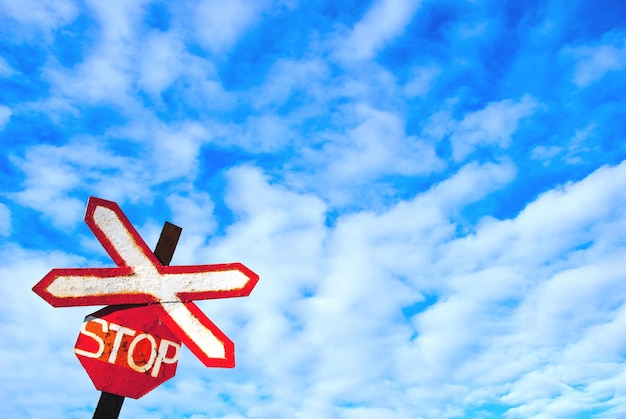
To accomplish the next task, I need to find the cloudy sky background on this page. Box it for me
[1,0,626,418]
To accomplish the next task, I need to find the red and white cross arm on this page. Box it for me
[33,197,259,368]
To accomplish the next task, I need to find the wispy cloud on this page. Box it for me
[564,30,626,87]
[334,0,422,62]
[1,1,626,418]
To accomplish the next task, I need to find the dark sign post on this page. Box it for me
[32,197,259,417]
[93,393,124,419]
[92,221,182,418]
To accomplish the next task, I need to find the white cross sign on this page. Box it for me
[33,197,259,368]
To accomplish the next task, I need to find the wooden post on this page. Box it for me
[153,222,182,266]
[91,221,182,419]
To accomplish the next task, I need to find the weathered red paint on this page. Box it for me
[75,304,181,399]
[33,197,259,371]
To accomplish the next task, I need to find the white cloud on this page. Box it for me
[167,192,216,237]
[197,166,330,399]
[137,31,186,95]
[335,0,422,62]
[0,105,11,130]
[450,95,539,162]
[227,114,295,153]
[252,59,329,109]
[47,55,132,104]
[334,63,400,105]
[0,0,77,37]
[148,121,210,182]
[573,43,626,86]
[85,0,145,44]
[531,144,562,162]
[328,105,439,176]
[0,245,94,418]
[428,160,516,212]
[531,124,597,165]
[340,407,412,419]
[193,0,263,53]
[10,151,85,229]
[263,159,624,416]
[196,160,515,415]
[0,56,14,77]
[564,32,626,87]
[420,160,626,413]
[43,1,147,108]
[295,104,444,207]
[216,165,327,270]
[10,140,149,228]
[9,119,216,229]
[404,64,441,98]
[43,1,236,116]
[445,160,626,271]
[0,203,11,236]
[165,192,217,265]
[7,153,626,417]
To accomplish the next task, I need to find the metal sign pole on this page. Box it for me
[91,221,182,419]
[93,392,124,419]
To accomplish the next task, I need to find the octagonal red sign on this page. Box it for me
[74,304,181,399]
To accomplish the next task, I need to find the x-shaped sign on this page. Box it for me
[33,197,259,368]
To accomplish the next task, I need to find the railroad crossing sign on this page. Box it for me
[32,197,259,397]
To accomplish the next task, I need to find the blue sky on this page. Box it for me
[1,0,626,418]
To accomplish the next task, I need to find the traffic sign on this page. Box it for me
[33,197,259,368]
[75,304,181,399]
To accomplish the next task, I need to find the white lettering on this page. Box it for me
[108,323,136,363]
[127,333,157,373]
[74,317,108,358]
[75,317,179,375]
[151,339,181,377]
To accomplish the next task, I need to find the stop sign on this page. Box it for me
[74,304,181,399]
